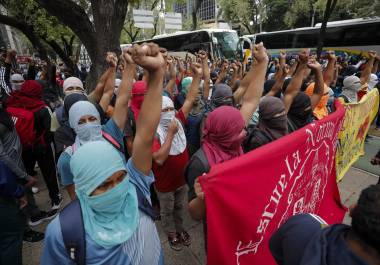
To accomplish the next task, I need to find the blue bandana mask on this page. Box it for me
[71,141,139,249]
[74,122,102,145]
[79,175,139,248]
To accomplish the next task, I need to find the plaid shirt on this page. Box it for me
[0,64,11,101]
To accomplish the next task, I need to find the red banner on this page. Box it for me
[200,102,347,265]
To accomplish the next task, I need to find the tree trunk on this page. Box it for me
[316,0,338,59]
[191,0,203,30]
[45,39,76,72]
[35,0,128,91]
[191,11,198,30]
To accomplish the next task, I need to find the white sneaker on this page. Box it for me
[31,187,39,194]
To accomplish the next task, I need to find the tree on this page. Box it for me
[191,0,204,30]
[32,0,129,90]
[263,0,288,31]
[219,0,266,34]
[316,0,338,58]
[0,13,49,60]
[0,0,78,70]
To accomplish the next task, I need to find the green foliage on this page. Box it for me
[3,0,76,44]
[263,0,289,31]
[284,0,379,29]
[219,0,266,34]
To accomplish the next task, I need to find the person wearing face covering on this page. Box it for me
[186,81,206,156]
[197,83,234,140]
[209,83,234,111]
[340,75,362,103]
[43,42,167,265]
[57,101,124,200]
[10,74,24,91]
[185,43,269,248]
[43,142,164,265]
[287,92,313,133]
[6,80,62,211]
[58,50,136,201]
[151,63,204,251]
[53,93,88,154]
[152,96,191,251]
[124,81,148,155]
[243,96,288,152]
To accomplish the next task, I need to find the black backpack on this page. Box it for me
[59,184,159,265]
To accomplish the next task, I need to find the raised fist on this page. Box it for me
[131,43,165,73]
[307,58,322,72]
[298,49,310,64]
[253,42,268,63]
[191,62,203,77]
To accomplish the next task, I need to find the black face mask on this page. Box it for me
[211,96,233,109]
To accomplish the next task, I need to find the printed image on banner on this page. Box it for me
[336,89,379,181]
[200,102,347,265]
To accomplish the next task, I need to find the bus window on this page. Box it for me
[323,27,345,47]
[212,32,239,59]
[294,30,318,48]
[342,24,380,46]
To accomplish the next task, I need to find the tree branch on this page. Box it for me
[0,13,48,60]
[33,0,97,58]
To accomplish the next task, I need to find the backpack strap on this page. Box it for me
[102,131,125,154]
[70,131,125,156]
[59,199,86,265]
[135,185,160,221]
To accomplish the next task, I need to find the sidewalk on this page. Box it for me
[22,167,378,265]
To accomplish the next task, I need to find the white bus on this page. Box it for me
[241,17,380,57]
[134,29,240,60]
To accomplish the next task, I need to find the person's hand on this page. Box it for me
[167,56,174,65]
[191,62,203,77]
[25,176,37,188]
[368,50,377,59]
[198,50,208,62]
[370,156,380,165]
[122,48,135,65]
[253,42,268,64]
[325,50,336,61]
[282,64,290,77]
[131,43,165,73]
[18,196,28,209]
[307,58,322,72]
[279,50,286,62]
[298,49,310,64]
[168,119,178,135]
[106,52,118,68]
[194,177,205,200]
[231,62,238,72]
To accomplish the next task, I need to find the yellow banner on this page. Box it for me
[336,89,379,181]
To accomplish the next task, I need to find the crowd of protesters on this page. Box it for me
[0,41,379,265]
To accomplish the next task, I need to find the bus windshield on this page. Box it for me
[212,31,239,59]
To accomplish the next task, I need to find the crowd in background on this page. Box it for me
[0,42,380,265]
